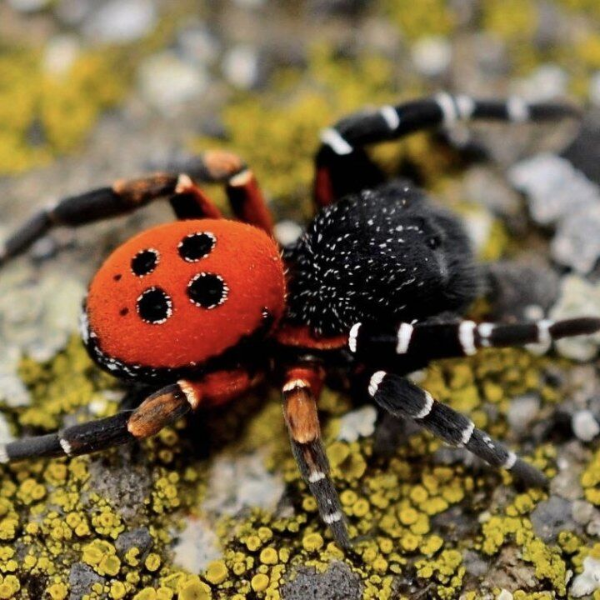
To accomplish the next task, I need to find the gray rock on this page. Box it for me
[485,260,559,322]
[83,0,157,43]
[7,0,51,12]
[572,500,598,526]
[86,447,152,524]
[201,450,285,516]
[551,276,600,361]
[138,51,209,115]
[463,550,490,577]
[509,153,599,227]
[507,395,541,437]
[591,73,600,107]
[282,561,363,600]
[337,405,377,442]
[172,518,222,572]
[411,36,452,78]
[177,25,221,68]
[530,497,574,542]
[69,563,104,600]
[553,205,600,274]
[572,410,600,442]
[571,556,600,598]
[115,527,153,560]
[222,45,263,90]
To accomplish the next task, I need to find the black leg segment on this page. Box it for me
[367,371,547,487]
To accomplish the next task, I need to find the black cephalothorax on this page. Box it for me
[286,179,479,336]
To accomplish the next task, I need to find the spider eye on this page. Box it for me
[187,273,228,309]
[178,232,216,262]
[131,249,159,276]
[428,236,442,249]
[136,287,173,324]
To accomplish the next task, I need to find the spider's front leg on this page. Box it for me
[366,371,547,487]
[0,150,272,267]
[282,364,351,549]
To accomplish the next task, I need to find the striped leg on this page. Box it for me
[0,151,272,268]
[0,381,197,463]
[349,317,600,369]
[282,365,350,549]
[314,94,580,206]
[367,371,546,486]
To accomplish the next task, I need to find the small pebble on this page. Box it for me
[172,519,221,572]
[571,556,600,597]
[572,410,600,442]
[138,51,209,115]
[411,37,452,77]
[83,0,157,43]
[337,405,377,443]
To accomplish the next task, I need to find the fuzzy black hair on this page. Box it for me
[285,180,480,336]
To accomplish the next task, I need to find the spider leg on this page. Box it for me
[0,151,272,268]
[366,371,547,487]
[155,150,273,234]
[282,365,351,549]
[314,94,580,206]
[0,381,195,463]
[349,317,600,369]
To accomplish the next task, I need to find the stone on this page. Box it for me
[138,51,209,115]
[337,405,377,442]
[83,0,157,44]
[553,205,600,274]
[551,276,600,361]
[530,497,574,542]
[509,153,599,227]
[571,556,600,597]
[43,35,80,77]
[172,518,222,572]
[572,410,600,442]
[411,36,452,77]
[274,220,304,248]
[222,45,262,90]
[7,0,50,11]
[507,395,541,437]
[115,528,153,560]
[68,563,104,600]
[202,450,285,516]
[485,261,559,322]
[281,561,363,600]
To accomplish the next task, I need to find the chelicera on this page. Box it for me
[1,94,598,549]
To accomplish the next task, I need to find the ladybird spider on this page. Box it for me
[1,94,598,549]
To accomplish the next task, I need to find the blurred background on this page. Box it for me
[2,1,600,599]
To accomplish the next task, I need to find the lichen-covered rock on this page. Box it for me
[281,561,363,600]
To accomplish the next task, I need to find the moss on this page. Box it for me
[383,0,455,40]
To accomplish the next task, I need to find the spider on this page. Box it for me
[0,93,598,549]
